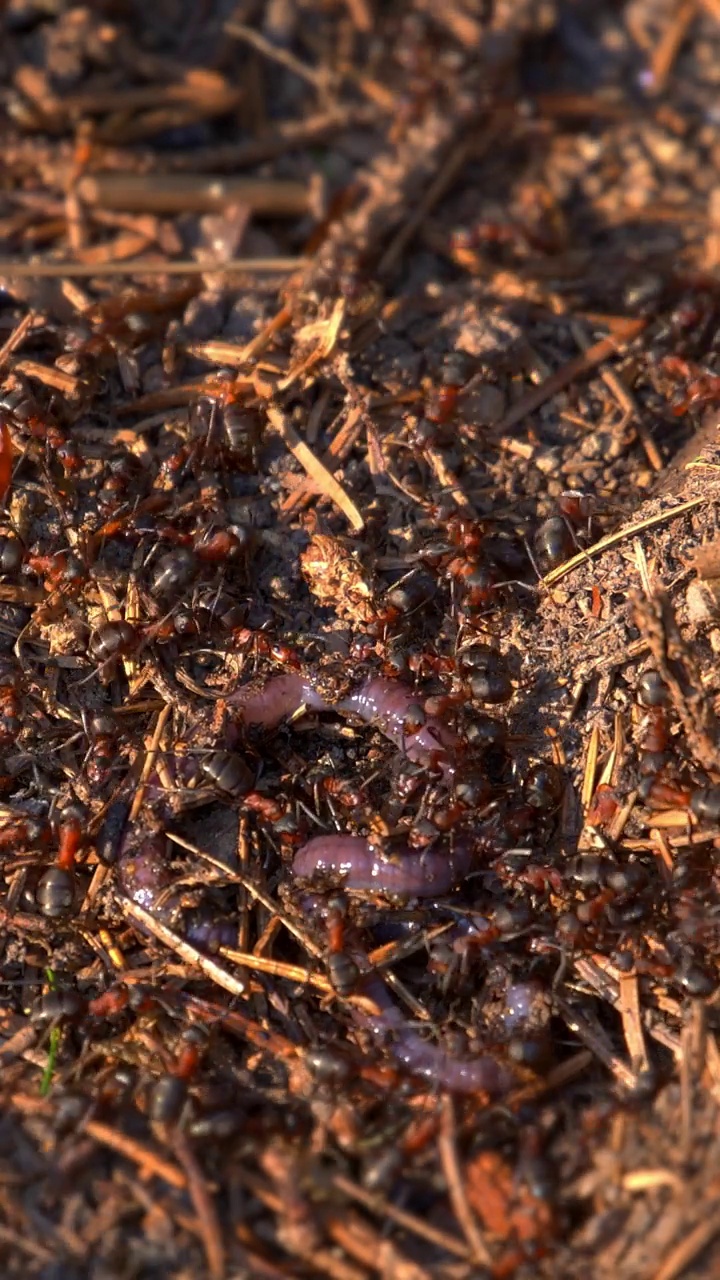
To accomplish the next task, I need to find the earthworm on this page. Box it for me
[502,981,547,1035]
[117,834,171,913]
[230,673,459,779]
[359,968,516,1096]
[117,831,236,952]
[120,671,477,947]
[231,673,475,895]
[291,833,473,897]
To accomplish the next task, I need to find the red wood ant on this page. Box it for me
[0,656,23,747]
[325,894,360,997]
[149,1024,209,1127]
[662,355,720,416]
[0,386,81,474]
[33,802,89,919]
[24,549,86,595]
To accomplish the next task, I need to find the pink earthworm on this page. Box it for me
[229,673,459,780]
[117,829,236,952]
[359,968,516,1096]
[291,833,473,896]
[230,672,474,895]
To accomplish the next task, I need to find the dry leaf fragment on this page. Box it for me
[300,533,375,623]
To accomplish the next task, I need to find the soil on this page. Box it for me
[2,2,720,1278]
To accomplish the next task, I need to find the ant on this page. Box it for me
[188,384,263,473]
[632,669,720,825]
[423,355,471,427]
[324,894,361,997]
[662,355,720,416]
[83,713,121,790]
[33,801,88,919]
[531,487,613,578]
[0,385,81,474]
[0,655,23,747]
[148,1024,210,1128]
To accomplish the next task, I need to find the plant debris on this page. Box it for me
[4,2,720,1278]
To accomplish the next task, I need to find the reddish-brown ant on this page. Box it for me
[24,549,86,595]
[85,714,119,790]
[0,809,50,852]
[321,776,367,811]
[0,657,23,747]
[557,490,597,533]
[91,492,171,547]
[55,803,85,872]
[231,628,301,667]
[188,381,263,472]
[662,355,720,416]
[0,387,81,474]
[325,894,360,997]
[425,383,460,424]
[633,668,720,821]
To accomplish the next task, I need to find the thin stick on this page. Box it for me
[648,0,698,95]
[166,830,323,958]
[368,922,453,970]
[235,303,293,366]
[542,496,707,586]
[225,18,327,90]
[652,1203,720,1280]
[0,311,38,371]
[56,79,242,115]
[129,703,171,823]
[500,321,646,433]
[633,537,653,596]
[343,0,373,31]
[0,256,305,279]
[267,405,365,531]
[76,173,311,216]
[118,897,247,997]
[331,1172,470,1261]
[181,991,297,1061]
[82,1118,186,1189]
[160,104,379,173]
[218,946,330,992]
[438,1096,492,1265]
[0,1226,52,1266]
[378,137,472,275]
[281,405,366,516]
[553,994,641,1092]
[173,1130,225,1280]
[413,0,483,45]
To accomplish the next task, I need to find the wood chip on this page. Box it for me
[618,972,650,1074]
[76,173,312,217]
